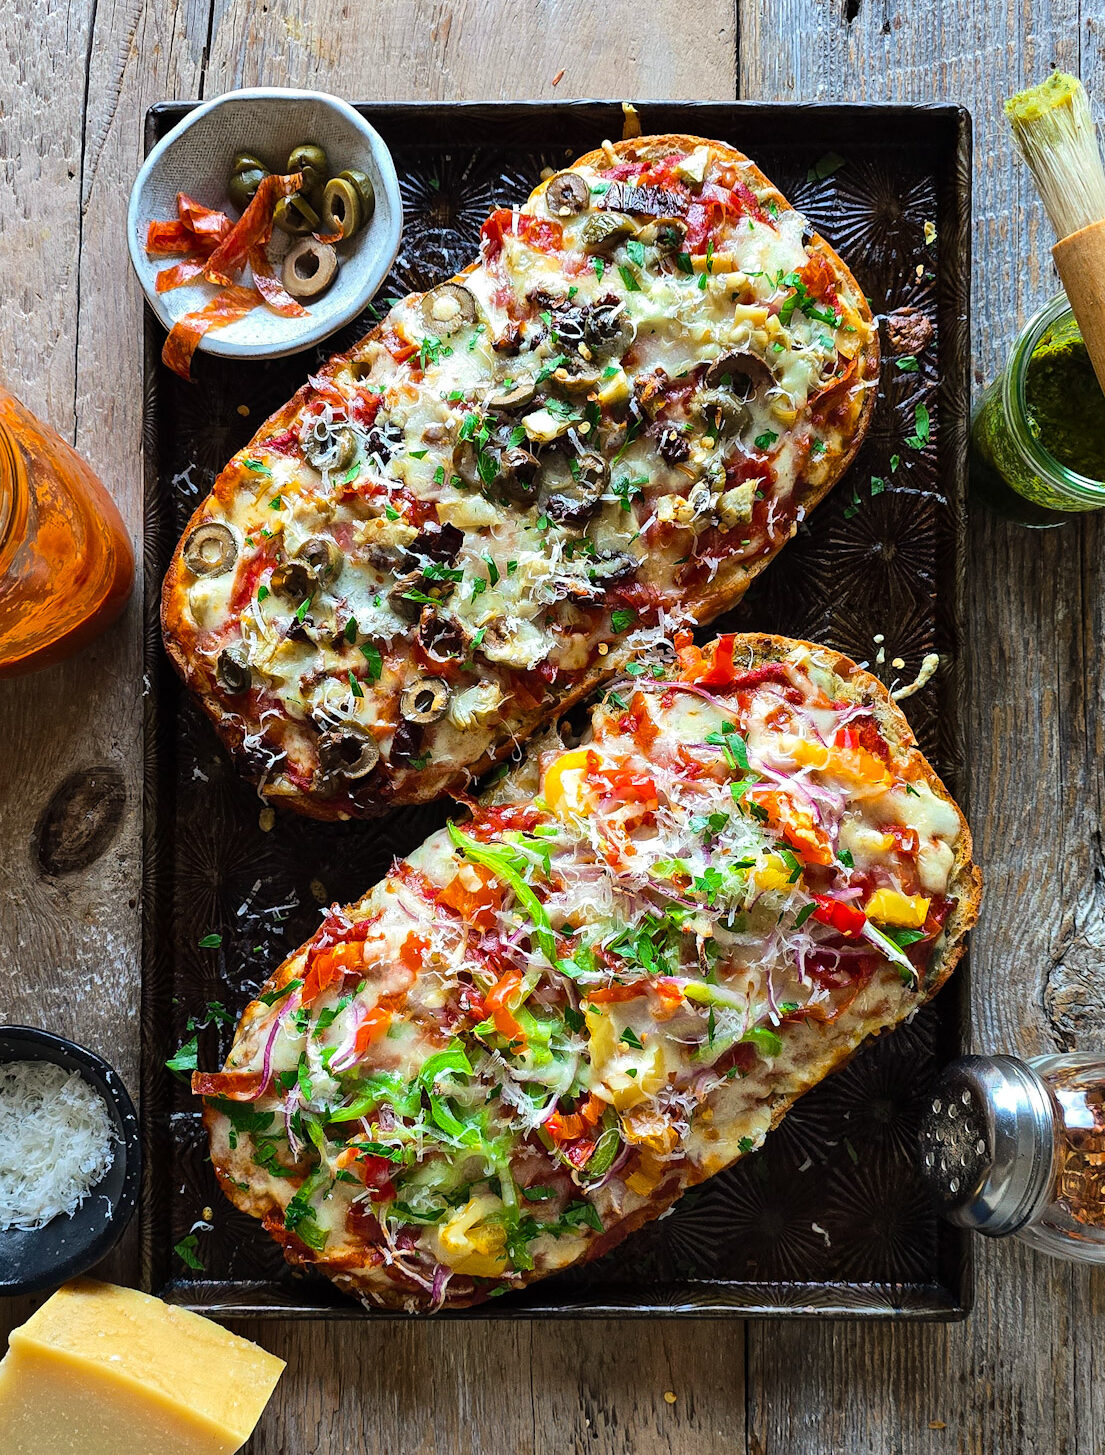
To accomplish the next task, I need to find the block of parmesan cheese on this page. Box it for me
[0,1279,284,1455]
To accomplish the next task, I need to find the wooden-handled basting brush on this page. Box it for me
[1006,71,1105,393]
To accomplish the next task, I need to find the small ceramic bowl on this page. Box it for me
[0,1026,141,1295]
[127,87,403,362]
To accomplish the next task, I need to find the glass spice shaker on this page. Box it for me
[918,1053,1105,1261]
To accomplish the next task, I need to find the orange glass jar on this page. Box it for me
[0,387,133,676]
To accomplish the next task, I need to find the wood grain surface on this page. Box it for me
[0,0,1102,1450]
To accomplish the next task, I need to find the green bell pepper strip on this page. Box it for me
[448,821,559,963]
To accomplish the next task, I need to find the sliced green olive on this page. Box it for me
[486,377,537,411]
[216,646,252,695]
[421,283,478,337]
[273,193,320,236]
[283,238,339,299]
[300,417,357,472]
[497,446,541,502]
[317,727,380,781]
[546,171,590,217]
[295,536,344,585]
[580,212,634,252]
[584,302,636,357]
[452,439,483,488]
[338,168,375,223]
[183,522,237,577]
[544,452,608,526]
[322,177,363,239]
[228,165,269,212]
[270,560,317,600]
[286,142,329,202]
[400,676,450,725]
[696,389,749,439]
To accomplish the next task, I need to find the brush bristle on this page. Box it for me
[1006,71,1105,238]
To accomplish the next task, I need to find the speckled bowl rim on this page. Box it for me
[126,87,403,361]
[0,1026,141,1295]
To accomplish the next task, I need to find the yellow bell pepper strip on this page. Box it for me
[864,888,931,928]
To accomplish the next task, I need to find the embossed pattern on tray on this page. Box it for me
[142,101,972,1319]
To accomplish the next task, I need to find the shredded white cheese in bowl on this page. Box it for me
[0,1061,118,1231]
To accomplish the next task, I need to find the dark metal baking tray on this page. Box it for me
[141,100,972,1319]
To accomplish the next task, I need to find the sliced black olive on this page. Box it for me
[419,613,469,662]
[322,177,363,239]
[486,377,537,411]
[400,676,450,725]
[421,283,478,337]
[295,537,344,585]
[580,212,634,252]
[544,452,608,526]
[183,522,237,577]
[546,171,591,217]
[339,168,375,222]
[273,194,320,236]
[300,417,357,472]
[215,646,252,694]
[389,570,454,622]
[657,426,691,465]
[282,238,338,299]
[388,717,424,767]
[696,389,749,439]
[286,142,329,202]
[406,522,464,566]
[228,165,269,212]
[584,302,636,357]
[601,182,688,217]
[270,560,316,600]
[365,418,404,465]
[705,350,774,398]
[318,727,380,781]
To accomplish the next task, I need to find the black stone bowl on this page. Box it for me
[0,1027,140,1295]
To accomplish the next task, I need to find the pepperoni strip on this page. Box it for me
[162,285,262,381]
[203,171,303,285]
[249,246,307,318]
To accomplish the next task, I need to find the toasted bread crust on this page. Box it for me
[162,135,880,819]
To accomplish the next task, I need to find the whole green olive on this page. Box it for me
[273,193,321,236]
[287,142,329,204]
[321,177,363,239]
[228,165,269,212]
[231,150,269,175]
[338,168,375,223]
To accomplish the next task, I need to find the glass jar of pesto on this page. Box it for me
[971,291,1105,525]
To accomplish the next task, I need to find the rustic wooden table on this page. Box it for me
[3,1,1103,1450]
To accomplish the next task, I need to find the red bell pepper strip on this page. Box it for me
[811,895,867,936]
[353,1007,393,1058]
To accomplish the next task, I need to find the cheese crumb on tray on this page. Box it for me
[0,1280,285,1455]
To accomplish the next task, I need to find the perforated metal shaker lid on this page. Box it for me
[917,1055,1058,1236]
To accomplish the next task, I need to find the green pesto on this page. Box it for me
[1024,317,1105,481]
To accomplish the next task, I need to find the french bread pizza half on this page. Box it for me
[163,134,880,818]
[194,633,980,1312]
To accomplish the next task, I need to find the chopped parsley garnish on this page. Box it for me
[165,1035,198,1076]
[269,495,283,509]
[610,608,635,634]
[592,257,605,281]
[754,430,778,451]
[295,596,312,623]
[258,978,303,1007]
[625,238,646,267]
[360,643,384,680]
[344,617,358,643]
[243,458,272,476]
[197,932,222,948]
[906,401,931,449]
[620,1027,644,1049]
[675,251,694,275]
[807,151,846,182]
[173,1235,204,1271]
[895,355,919,372]
[838,848,854,867]
[348,671,363,699]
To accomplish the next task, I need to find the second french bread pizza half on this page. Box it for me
[194,634,980,1312]
[162,134,880,818]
